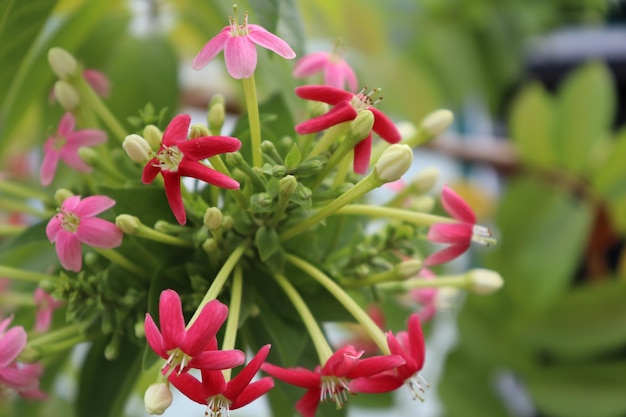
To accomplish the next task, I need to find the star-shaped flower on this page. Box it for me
[293,51,358,92]
[142,114,241,225]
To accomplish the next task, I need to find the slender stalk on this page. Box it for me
[26,323,83,348]
[0,224,26,237]
[0,181,50,201]
[208,156,248,209]
[221,265,243,381]
[0,200,55,219]
[309,122,350,157]
[286,254,390,354]
[134,224,195,247]
[75,76,128,142]
[93,248,145,277]
[273,272,333,364]
[378,274,468,293]
[334,204,453,226]
[241,75,262,168]
[0,266,55,283]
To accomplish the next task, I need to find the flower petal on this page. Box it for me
[83,69,110,97]
[349,374,403,394]
[72,195,116,217]
[55,231,83,272]
[200,369,226,397]
[427,223,472,245]
[0,326,26,367]
[422,243,470,266]
[224,36,257,79]
[441,185,476,224]
[40,143,60,186]
[347,354,405,379]
[295,388,321,417]
[370,107,401,144]
[337,61,358,92]
[223,345,270,401]
[168,371,207,404]
[162,171,186,225]
[46,215,63,243]
[295,101,357,135]
[247,25,296,59]
[183,300,228,355]
[162,114,191,147]
[353,134,372,174]
[177,161,240,190]
[295,85,354,105]
[177,136,241,161]
[57,113,75,137]
[158,290,186,352]
[260,363,320,389]
[142,158,161,184]
[144,314,167,358]
[293,52,329,78]
[407,314,425,370]
[231,377,274,409]
[76,218,123,248]
[59,147,92,173]
[192,28,230,70]
[189,349,246,370]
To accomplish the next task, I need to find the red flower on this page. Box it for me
[294,85,401,174]
[142,114,241,225]
[169,344,274,416]
[261,345,405,417]
[144,290,245,374]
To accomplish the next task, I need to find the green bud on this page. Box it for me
[210,94,225,107]
[208,101,225,134]
[222,215,234,230]
[202,238,218,254]
[54,81,80,110]
[397,259,422,279]
[421,109,454,137]
[348,109,375,143]
[203,207,223,230]
[307,100,329,118]
[123,134,152,163]
[190,123,211,139]
[77,147,98,167]
[54,188,74,205]
[261,141,283,164]
[374,144,413,183]
[48,47,78,80]
[279,175,298,199]
[409,195,435,213]
[115,214,142,235]
[291,156,327,177]
[411,167,439,194]
[272,165,288,177]
[143,125,162,150]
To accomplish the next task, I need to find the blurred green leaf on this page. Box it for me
[527,279,626,358]
[524,361,626,417]
[509,81,557,167]
[556,61,614,174]
[255,225,280,261]
[592,127,626,199]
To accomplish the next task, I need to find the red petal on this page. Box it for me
[261,363,320,389]
[347,354,405,379]
[352,134,372,174]
[144,313,166,358]
[423,243,470,266]
[295,85,354,105]
[162,114,191,147]
[142,159,161,184]
[407,314,425,370]
[295,101,357,134]
[177,160,239,190]
[168,372,207,404]
[189,349,246,370]
[441,185,476,224]
[200,369,226,397]
[370,107,401,144]
[183,300,228,355]
[231,377,274,409]
[223,345,270,401]
[162,171,186,225]
[295,388,322,417]
[349,374,403,394]
[177,136,241,160]
[158,290,186,352]
[427,223,472,245]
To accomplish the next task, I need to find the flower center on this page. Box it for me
[205,395,232,417]
[52,135,67,151]
[155,146,183,172]
[320,375,350,409]
[471,224,495,246]
[60,210,80,232]
[404,373,430,401]
[351,87,382,112]
[228,8,249,36]
[163,348,192,376]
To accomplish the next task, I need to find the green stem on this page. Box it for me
[75,76,128,142]
[93,248,145,277]
[26,323,83,348]
[0,266,55,283]
[0,181,50,201]
[286,254,390,354]
[0,199,55,219]
[332,154,351,188]
[344,268,405,288]
[241,75,262,168]
[134,223,195,247]
[208,156,249,209]
[0,224,26,237]
[378,274,468,293]
[309,136,357,191]
[279,172,384,242]
[273,272,333,364]
[334,204,453,226]
[221,265,243,381]
[188,243,247,327]
[309,122,350,157]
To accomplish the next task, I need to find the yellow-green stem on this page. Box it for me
[309,122,350,157]
[0,266,55,283]
[332,153,351,188]
[0,200,54,219]
[93,248,145,277]
[241,75,262,168]
[273,272,333,364]
[378,274,468,293]
[221,265,243,381]
[135,224,195,247]
[75,76,128,142]
[286,254,390,354]
[0,181,50,202]
[208,156,248,209]
[334,204,453,226]
[0,224,26,237]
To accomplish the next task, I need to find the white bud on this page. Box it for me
[421,109,454,137]
[411,167,439,194]
[123,134,152,163]
[374,144,413,182]
[48,47,78,80]
[144,383,173,415]
[467,269,503,294]
[54,81,80,110]
[115,214,142,235]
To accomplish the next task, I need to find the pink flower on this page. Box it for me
[293,51,358,92]
[193,12,295,79]
[409,268,438,322]
[40,112,107,186]
[168,344,274,416]
[262,345,405,417]
[350,314,427,400]
[33,288,64,332]
[423,185,491,266]
[82,69,111,97]
[295,85,401,174]
[144,290,245,375]
[142,114,241,225]
[46,195,123,272]
[0,317,47,399]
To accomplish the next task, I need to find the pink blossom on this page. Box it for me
[294,51,358,92]
[46,195,123,272]
[409,268,438,321]
[168,344,273,416]
[0,317,46,399]
[193,12,295,79]
[144,289,245,375]
[423,185,491,266]
[33,288,63,332]
[40,113,107,186]
[262,345,405,417]
[82,69,111,97]
[295,85,401,174]
[142,114,241,225]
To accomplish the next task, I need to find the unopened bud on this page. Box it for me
[208,101,225,134]
[222,215,234,230]
[397,259,423,279]
[77,147,97,167]
[48,47,78,80]
[409,195,435,212]
[307,100,330,118]
[411,167,439,194]
[115,214,142,235]
[190,123,211,139]
[123,134,152,163]
[348,110,374,142]
[143,125,162,150]
[202,238,218,253]
[421,109,454,137]
[374,144,413,182]
[279,175,297,198]
[261,141,283,164]
[291,156,326,177]
[272,165,288,177]
[396,121,417,141]
[144,382,173,415]
[54,81,80,110]
[467,269,503,294]
[203,207,223,230]
[54,188,74,205]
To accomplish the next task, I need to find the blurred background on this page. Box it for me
[2,0,626,416]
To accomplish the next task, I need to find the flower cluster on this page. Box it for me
[0,4,503,417]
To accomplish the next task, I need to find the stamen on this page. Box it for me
[471,225,496,246]
[405,373,429,402]
[320,376,351,409]
[351,87,383,111]
[206,395,231,417]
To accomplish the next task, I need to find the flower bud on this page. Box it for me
[54,81,80,110]
[279,175,297,199]
[397,259,422,279]
[144,382,173,415]
[203,207,223,230]
[77,147,97,167]
[411,167,439,194]
[48,47,78,80]
[208,101,225,134]
[291,156,327,177]
[190,123,211,139]
[467,269,503,294]
[348,110,374,142]
[307,100,329,118]
[261,141,283,164]
[222,215,234,230]
[271,165,288,177]
[54,188,74,205]
[421,109,454,137]
[409,195,435,213]
[115,214,142,235]
[374,144,413,182]
[143,125,163,150]
[202,238,218,253]
[123,134,152,163]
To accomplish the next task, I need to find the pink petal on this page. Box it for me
[293,52,329,78]
[168,372,207,404]
[295,101,357,135]
[72,195,116,218]
[422,243,470,266]
[441,185,476,224]
[82,69,110,97]
[177,136,241,161]
[370,107,401,144]
[200,369,226,397]
[57,113,75,137]
[0,326,26,367]
[348,354,405,379]
[0,317,13,334]
[224,36,257,79]
[260,363,320,389]
[76,218,123,248]
[59,147,92,173]
[65,129,107,147]
[55,231,82,272]
[162,171,186,225]
[40,143,60,186]
[46,215,63,243]
[192,28,230,70]
[178,160,240,190]
[162,114,191,147]
[231,377,274,409]
[183,300,228,355]
[0,365,40,390]
[189,349,246,370]
[295,85,354,105]
[247,24,296,59]
[349,374,403,394]
[427,223,473,245]
[144,314,167,358]
[158,290,186,352]
[295,388,321,417]
[353,134,372,174]
[61,195,82,212]
[142,159,161,184]
[337,61,358,92]
[323,61,346,90]
[223,345,270,401]
[407,314,425,369]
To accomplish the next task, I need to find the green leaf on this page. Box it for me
[592,127,626,199]
[556,61,615,174]
[523,361,626,417]
[284,143,302,169]
[527,279,626,358]
[249,0,304,56]
[509,81,556,167]
[255,225,281,261]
